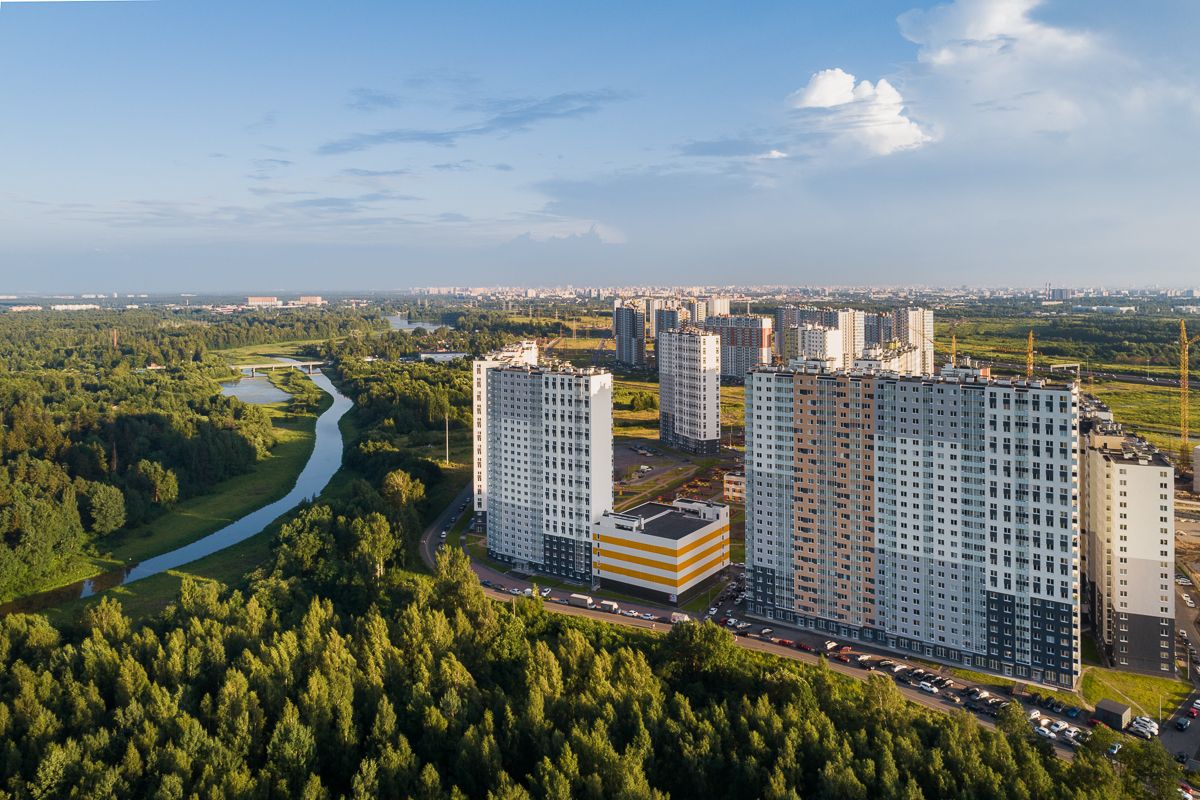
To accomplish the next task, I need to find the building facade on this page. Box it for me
[705,314,774,380]
[485,365,613,581]
[594,498,730,603]
[472,341,540,513]
[895,308,936,374]
[1082,414,1175,675]
[614,304,647,367]
[746,365,1083,688]
[657,327,721,454]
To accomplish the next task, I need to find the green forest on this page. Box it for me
[0,305,1186,798]
[0,309,382,602]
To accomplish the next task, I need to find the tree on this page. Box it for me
[351,513,396,580]
[135,459,178,506]
[84,482,126,534]
[381,469,425,510]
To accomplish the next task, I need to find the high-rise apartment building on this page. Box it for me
[614,304,647,367]
[654,308,683,341]
[834,310,866,370]
[472,341,540,513]
[895,308,935,374]
[484,365,613,581]
[704,315,773,380]
[782,323,847,368]
[747,365,1082,688]
[657,327,721,454]
[1081,407,1175,675]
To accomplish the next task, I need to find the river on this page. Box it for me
[0,367,352,615]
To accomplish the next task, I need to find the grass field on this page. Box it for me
[941,317,1183,378]
[1080,667,1193,720]
[544,336,610,367]
[1087,380,1200,453]
[216,339,329,364]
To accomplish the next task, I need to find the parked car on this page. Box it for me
[797,642,815,652]
[760,628,775,637]
[1178,718,1193,731]
[824,640,839,651]
[1106,742,1122,757]
[918,681,939,695]
[707,607,718,616]
[640,612,655,621]
[1049,720,1069,734]
[540,587,552,597]
[1034,727,1056,740]
[1066,706,1081,718]
[1029,709,1042,721]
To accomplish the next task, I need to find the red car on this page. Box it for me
[717,617,728,625]
[797,642,815,652]
[1189,708,1199,719]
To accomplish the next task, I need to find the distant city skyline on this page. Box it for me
[2,0,1198,291]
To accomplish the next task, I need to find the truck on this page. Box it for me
[599,600,620,614]
[568,593,594,609]
[670,612,691,624]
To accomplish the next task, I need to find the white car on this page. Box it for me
[640,612,655,621]
[1028,709,1042,721]
[707,607,718,616]
[918,681,939,695]
[1049,720,1069,734]
[540,587,552,598]
[726,618,738,627]
[1034,727,1056,740]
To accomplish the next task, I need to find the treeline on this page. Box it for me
[0,546,1174,799]
[0,308,384,371]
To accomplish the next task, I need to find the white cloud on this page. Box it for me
[898,0,1094,67]
[790,69,931,156]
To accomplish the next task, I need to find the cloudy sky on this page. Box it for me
[1,0,1197,291]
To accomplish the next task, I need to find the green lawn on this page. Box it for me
[1080,667,1193,720]
[942,667,1082,708]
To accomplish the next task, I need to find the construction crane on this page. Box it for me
[1181,320,1200,467]
[1026,329,1034,379]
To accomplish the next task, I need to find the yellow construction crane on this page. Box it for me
[1181,320,1200,466]
[1026,329,1034,379]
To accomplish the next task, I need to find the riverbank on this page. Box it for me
[46,377,357,623]
[14,395,325,605]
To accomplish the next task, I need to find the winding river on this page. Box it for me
[0,367,352,615]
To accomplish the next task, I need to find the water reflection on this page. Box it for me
[221,376,291,405]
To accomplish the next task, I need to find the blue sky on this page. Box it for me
[1,0,1198,292]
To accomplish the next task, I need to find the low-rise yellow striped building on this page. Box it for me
[593,498,730,604]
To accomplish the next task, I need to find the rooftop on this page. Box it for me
[613,501,723,541]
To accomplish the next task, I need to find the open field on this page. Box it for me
[215,339,329,364]
[1087,380,1200,453]
[940,315,1187,378]
[543,335,611,367]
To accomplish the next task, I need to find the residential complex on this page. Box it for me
[657,327,721,454]
[484,364,613,581]
[1081,403,1175,675]
[746,364,1082,688]
[594,498,730,603]
[614,303,647,367]
[472,341,540,514]
[704,314,774,380]
[775,306,935,374]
